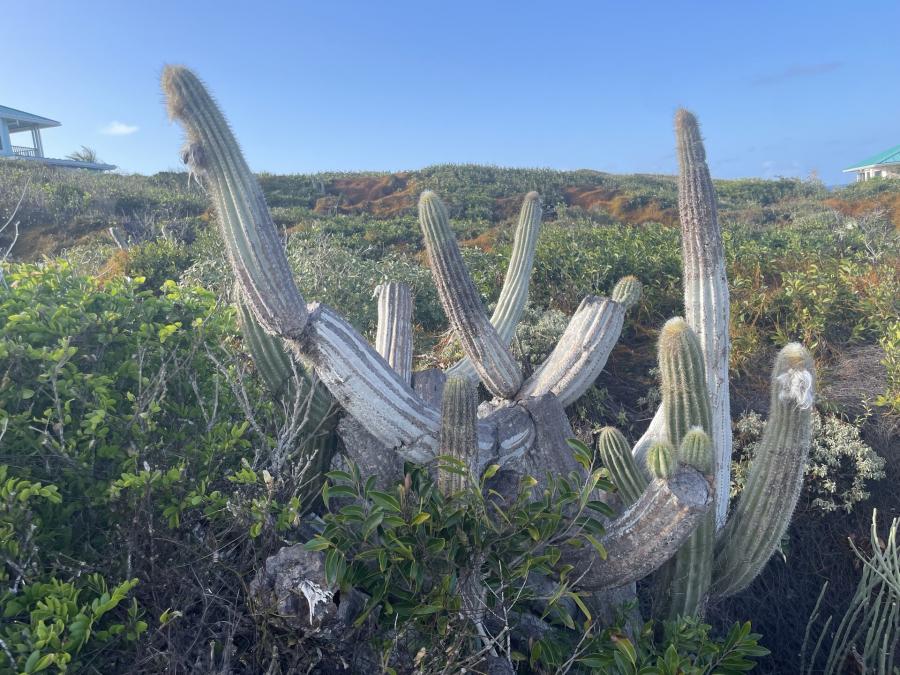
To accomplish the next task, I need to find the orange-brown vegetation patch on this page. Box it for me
[824,192,900,230]
[312,173,419,217]
[14,219,111,260]
[460,228,500,252]
[562,186,677,226]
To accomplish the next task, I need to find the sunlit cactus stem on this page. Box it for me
[675,109,732,529]
[712,343,815,597]
[611,275,642,311]
[437,377,478,496]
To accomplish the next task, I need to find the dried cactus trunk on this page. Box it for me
[675,110,732,529]
[712,343,815,597]
[419,191,523,398]
[448,191,542,382]
[562,467,712,591]
[438,377,478,496]
[374,282,414,384]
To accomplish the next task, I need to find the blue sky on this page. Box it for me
[5,1,899,184]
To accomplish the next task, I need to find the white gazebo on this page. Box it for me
[0,105,115,171]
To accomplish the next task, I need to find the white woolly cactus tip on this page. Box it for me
[774,343,815,411]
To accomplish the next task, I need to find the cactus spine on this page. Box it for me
[646,441,678,480]
[438,377,478,496]
[419,191,523,398]
[448,191,542,382]
[597,426,648,506]
[611,275,642,311]
[712,343,815,597]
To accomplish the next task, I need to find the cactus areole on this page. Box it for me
[162,65,814,616]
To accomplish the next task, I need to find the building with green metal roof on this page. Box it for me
[843,144,900,182]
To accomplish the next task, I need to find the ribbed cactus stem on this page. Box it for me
[597,426,648,506]
[161,65,308,339]
[676,109,732,530]
[438,377,478,496]
[712,343,815,597]
[520,277,639,407]
[658,319,714,618]
[418,191,522,399]
[646,441,678,480]
[611,276,642,311]
[448,191,542,382]
[659,317,712,446]
[679,428,714,476]
[374,282,414,385]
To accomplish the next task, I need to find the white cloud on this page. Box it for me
[101,121,139,136]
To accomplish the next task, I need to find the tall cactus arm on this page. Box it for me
[712,344,815,598]
[374,282,414,385]
[163,66,459,464]
[162,65,307,338]
[447,191,542,382]
[676,109,732,529]
[597,426,648,506]
[519,277,640,407]
[419,191,523,399]
[563,468,713,591]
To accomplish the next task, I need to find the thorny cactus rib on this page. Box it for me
[438,377,478,496]
[162,66,308,338]
[712,343,815,597]
[374,282,414,385]
[419,191,523,398]
[646,441,678,480]
[448,191,542,382]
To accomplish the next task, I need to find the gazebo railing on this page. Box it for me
[12,146,39,158]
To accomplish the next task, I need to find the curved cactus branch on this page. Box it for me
[162,65,307,339]
[519,282,637,407]
[712,343,815,598]
[676,109,732,529]
[564,468,713,591]
[374,282,414,385]
[419,191,523,399]
[447,191,542,382]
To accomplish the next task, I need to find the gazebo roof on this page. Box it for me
[843,144,900,172]
[0,105,61,132]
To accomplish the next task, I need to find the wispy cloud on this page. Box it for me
[752,62,842,86]
[101,121,139,136]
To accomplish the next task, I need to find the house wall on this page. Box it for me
[857,165,900,181]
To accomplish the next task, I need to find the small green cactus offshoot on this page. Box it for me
[611,275,642,311]
[438,377,478,497]
[679,428,714,477]
[597,426,648,506]
[646,441,678,479]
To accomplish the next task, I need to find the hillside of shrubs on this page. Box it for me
[0,158,898,673]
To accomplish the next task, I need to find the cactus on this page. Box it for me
[438,377,478,496]
[646,441,677,479]
[597,426,647,506]
[374,282,414,385]
[162,67,813,631]
[447,191,542,382]
[712,343,815,597]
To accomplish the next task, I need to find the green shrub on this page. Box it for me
[731,411,885,513]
